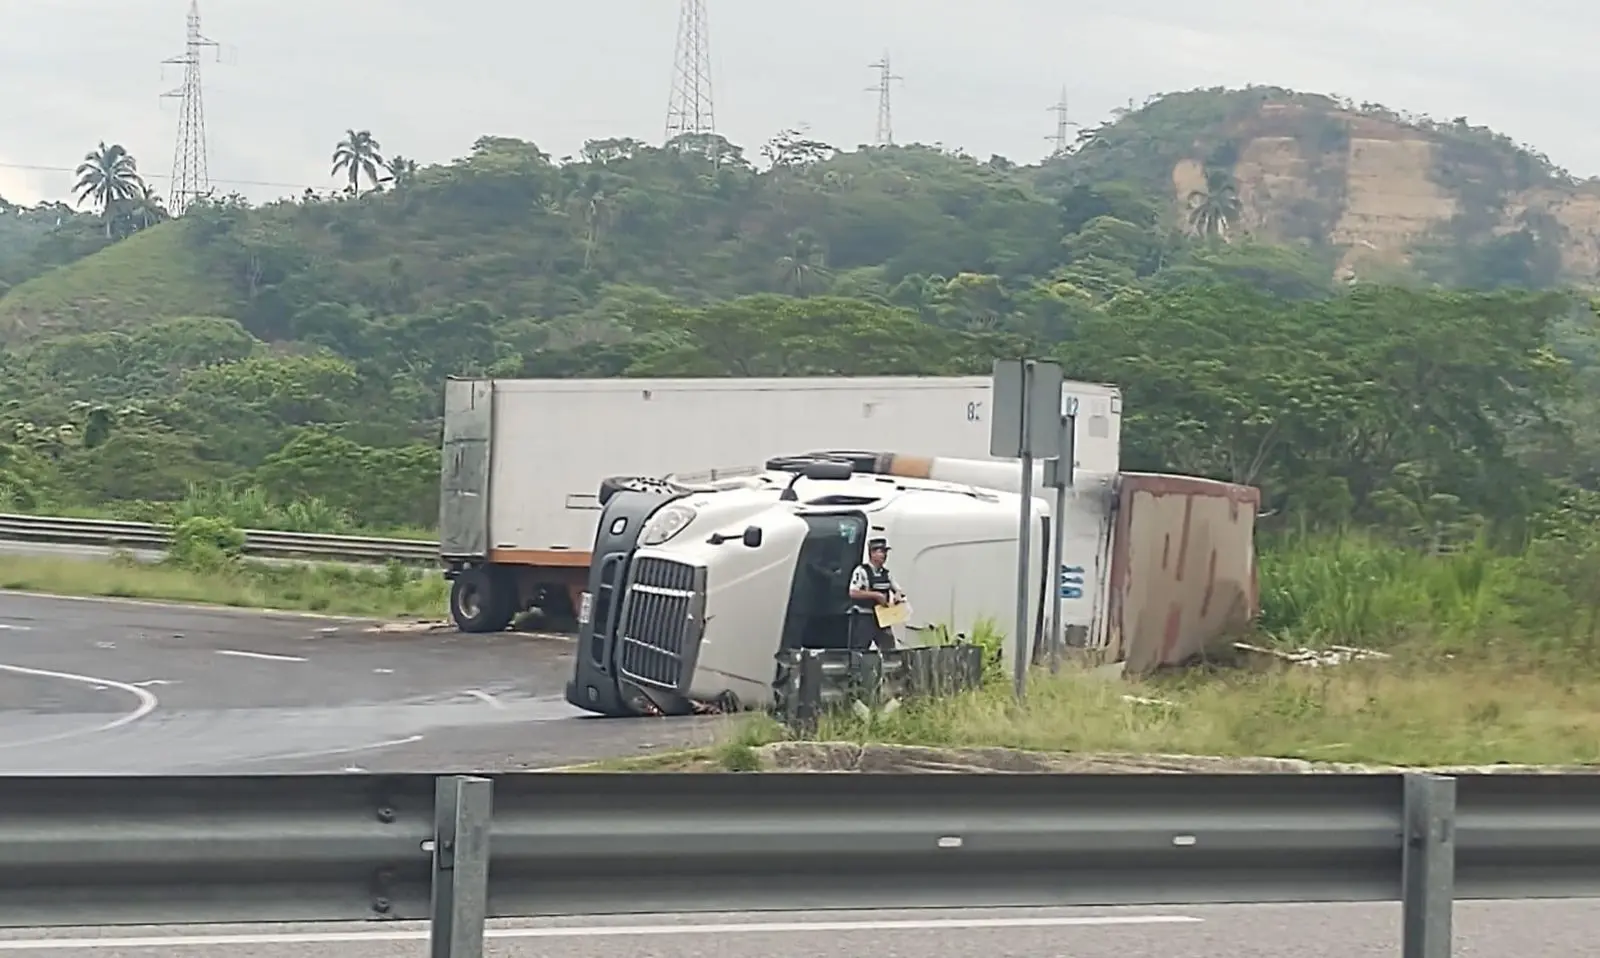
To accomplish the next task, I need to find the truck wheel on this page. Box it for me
[450,567,514,633]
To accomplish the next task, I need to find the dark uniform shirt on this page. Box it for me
[848,562,902,652]
[849,562,899,611]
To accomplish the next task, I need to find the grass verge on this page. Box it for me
[0,553,447,618]
[709,530,1600,770]
[786,651,1600,767]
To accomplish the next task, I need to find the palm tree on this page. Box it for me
[122,183,168,231]
[73,143,145,236]
[331,130,385,195]
[776,232,828,294]
[578,189,608,269]
[1187,168,1244,241]
[383,155,418,190]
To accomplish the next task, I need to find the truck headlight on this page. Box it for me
[640,503,696,545]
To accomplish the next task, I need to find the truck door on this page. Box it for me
[779,512,869,651]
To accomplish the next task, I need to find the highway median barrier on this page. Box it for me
[0,512,438,565]
[4,771,1600,955]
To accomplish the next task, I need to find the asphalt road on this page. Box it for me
[0,591,719,773]
[0,901,1595,957]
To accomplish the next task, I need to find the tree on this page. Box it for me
[383,155,418,190]
[331,130,385,195]
[72,143,145,236]
[1061,283,1571,525]
[1186,167,1243,241]
[761,130,835,169]
[108,183,169,238]
[776,231,828,294]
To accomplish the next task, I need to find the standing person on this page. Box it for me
[847,537,904,652]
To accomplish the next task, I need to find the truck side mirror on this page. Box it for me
[780,459,853,500]
[742,526,763,548]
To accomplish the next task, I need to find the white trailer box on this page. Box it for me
[437,376,1121,630]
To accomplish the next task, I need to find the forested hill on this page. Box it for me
[0,86,1597,545]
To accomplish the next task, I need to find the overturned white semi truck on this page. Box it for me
[564,451,1128,717]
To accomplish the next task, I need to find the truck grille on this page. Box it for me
[615,557,704,690]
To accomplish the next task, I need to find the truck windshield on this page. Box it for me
[778,512,869,650]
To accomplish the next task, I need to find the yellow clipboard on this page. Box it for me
[874,602,909,627]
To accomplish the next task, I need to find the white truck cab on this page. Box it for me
[566,453,1108,717]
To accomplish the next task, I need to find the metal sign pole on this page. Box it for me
[1045,410,1075,674]
[1012,364,1035,700]
[990,359,1063,703]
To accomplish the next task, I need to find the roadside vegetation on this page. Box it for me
[0,515,445,618]
[706,525,1600,769]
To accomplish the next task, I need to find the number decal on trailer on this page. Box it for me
[966,401,983,422]
[1059,566,1085,600]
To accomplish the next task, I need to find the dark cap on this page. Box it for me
[867,537,890,552]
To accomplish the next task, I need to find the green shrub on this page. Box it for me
[167,515,245,571]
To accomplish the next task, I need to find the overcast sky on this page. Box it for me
[1,0,1591,206]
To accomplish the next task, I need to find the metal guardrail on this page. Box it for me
[2,772,1599,956]
[773,645,985,731]
[0,512,438,564]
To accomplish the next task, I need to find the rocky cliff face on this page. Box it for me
[1163,98,1600,285]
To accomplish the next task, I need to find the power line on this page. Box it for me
[1047,86,1080,158]
[664,0,715,149]
[0,162,318,193]
[867,51,902,146]
[161,0,221,214]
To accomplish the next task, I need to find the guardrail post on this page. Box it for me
[430,775,493,958]
[1401,773,1455,958]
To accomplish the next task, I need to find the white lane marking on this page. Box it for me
[0,663,158,749]
[464,688,504,708]
[132,679,176,687]
[0,623,30,630]
[0,915,1203,949]
[215,649,307,663]
[242,733,425,764]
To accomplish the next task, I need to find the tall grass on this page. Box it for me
[738,529,1600,767]
[1257,529,1600,662]
[1257,532,1507,649]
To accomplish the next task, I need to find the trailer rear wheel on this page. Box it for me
[450,567,515,633]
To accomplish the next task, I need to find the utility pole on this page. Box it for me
[867,52,902,146]
[665,0,716,151]
[1047,86,1080,158]
[161,0,220,215]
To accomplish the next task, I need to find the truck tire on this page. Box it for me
[450,567,515,633]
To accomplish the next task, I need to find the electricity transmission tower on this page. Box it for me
[664,0,715,148]
[1047,86,1080,157]
[867,52,902,146]
[161,0,220,214]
